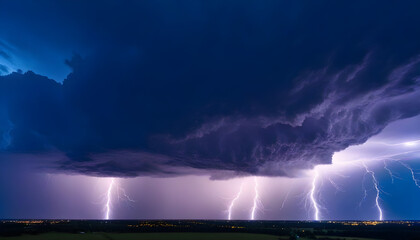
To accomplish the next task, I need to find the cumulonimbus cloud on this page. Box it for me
[1,52,420,178]
[1,1,420,178]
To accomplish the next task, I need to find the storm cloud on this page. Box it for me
[1,1,420,178]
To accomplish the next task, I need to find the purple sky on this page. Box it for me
[1,115,419,220]
[1,1,420,220]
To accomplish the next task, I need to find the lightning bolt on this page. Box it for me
[361,162,383,220]
[104,178,134,220]
[383,160,397,184]
[279,191,290,211]
[310,169,320,221]
[308,139,420,221]
[118,186,136,202]
[359,172,369,208]
[398,161,420,189]
[250,176,261,220]
[105,178,115,220]
[327,176,345,193]
[227,182,244,220]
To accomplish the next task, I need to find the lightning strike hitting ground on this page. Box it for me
[305,139,420,221]
[105,178,115,220]
[104,178,134,220]
[361,162,383,220]
[250,176,261,220]
[227,182,244,220]
[101,138,416,221]
[310,169,320,221]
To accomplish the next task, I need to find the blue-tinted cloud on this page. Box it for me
[1,1,420,178]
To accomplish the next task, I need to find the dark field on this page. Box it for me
[0,232,383,240]
[0,232,280,240]
[0,220,419,240]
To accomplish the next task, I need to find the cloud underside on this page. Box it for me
[1,1,420,178]
[1,51,420,179]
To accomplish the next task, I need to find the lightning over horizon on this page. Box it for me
[302,136,420,221]
[310,169,321,221]
[104,178,135,220]
[360,162,383,220]
[226,177,263,220]
[105,178,115,220]
[250,176,261,220]
[3,0,420,222]
[92,137,420,221]
[227,182,244,220]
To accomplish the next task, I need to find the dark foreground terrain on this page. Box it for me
[0,220,419,240]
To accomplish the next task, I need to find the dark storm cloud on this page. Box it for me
[0,46,11,75]
[0,64,8,74]
[1,1,420,177]
[0,51,11,61]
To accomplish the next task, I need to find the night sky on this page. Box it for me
[1,0,420,220]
